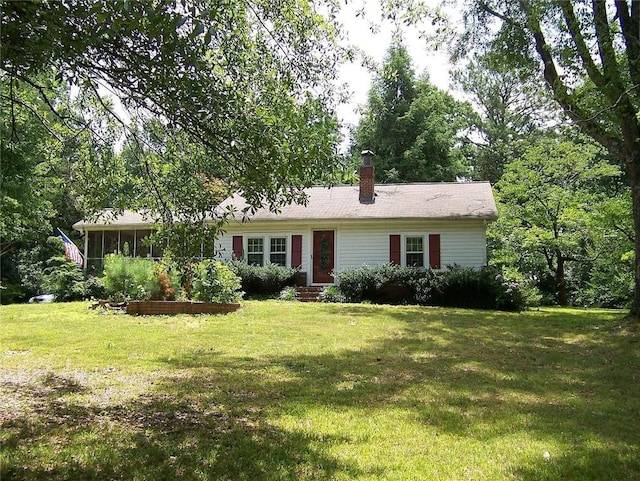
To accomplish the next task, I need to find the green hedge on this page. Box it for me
[227,261,298,297]
[335,264,426,304]
[332,264,530,311]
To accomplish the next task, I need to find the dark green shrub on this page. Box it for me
[429,266,527,312]
[333,265,378,302]
[0,281,24,304]
[227,260,297,297]
[43,256,87,302]
[84,275,106,300]
[1,236,65,303]
[191,260,243,303]
[334,264,425,304]
[334,264,528,311]
[429,265,491,309]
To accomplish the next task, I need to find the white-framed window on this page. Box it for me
[269,237,287,266]
[405,236,424,267]
[247,237,264,265]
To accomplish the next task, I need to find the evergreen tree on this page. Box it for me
[352,39,472,182]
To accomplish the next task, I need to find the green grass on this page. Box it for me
[1,301,639,480]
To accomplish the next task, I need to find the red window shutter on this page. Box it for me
[232,236,243,260]
[291,235,302,268]
[429,234,441,269]
[389,235,401,265]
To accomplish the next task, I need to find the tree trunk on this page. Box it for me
[630,160,640,319]
[556,255,567,306]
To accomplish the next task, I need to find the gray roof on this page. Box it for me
[223,182,497,221]
[73,182,497,229]
[73,210,159,230]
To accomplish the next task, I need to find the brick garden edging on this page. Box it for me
[125,301,241,315]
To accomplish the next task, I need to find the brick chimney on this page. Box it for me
[359,150,375,204]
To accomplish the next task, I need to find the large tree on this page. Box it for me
[351,40,472,182]
[0,78,88,301]
[451,1,640,315]
[1,0,342,239]
[451,53,557,183]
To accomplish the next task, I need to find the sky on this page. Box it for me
[335,1,453,149]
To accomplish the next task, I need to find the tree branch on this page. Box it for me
[1,93,65,143]
[615,1,640,90]
[593,1,626,96]
[517,0,626,160]
[13,74,77,125]
[559,1,606,88]
[87,78,175,225]
[613,222,636,243]
[478,1,526,30]
[9,76,18,142]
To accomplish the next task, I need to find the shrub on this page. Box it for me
[84,275,106,300]
[102,254,178,302]
[227,260,298,297]
[0,281,24,304]
[191,260,243,303]
[496,267,540,311]
[408,270,438,305]
[334,264,426,304]
[428,265,528,312]
[278,286,297,301]
[43,256,88,302]
[428,265,492,309]
[1,236,72,303]
[320,285,346,303]
[334,264,529,311]
[334,264,381,302]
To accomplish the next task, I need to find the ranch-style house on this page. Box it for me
[73,152,498,285]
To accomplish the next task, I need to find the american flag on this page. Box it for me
[57,228,84,267]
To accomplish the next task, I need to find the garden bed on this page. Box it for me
[125,300,241,315]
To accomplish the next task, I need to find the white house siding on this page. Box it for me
[439,223,487,268]
[336,227,390,270]
[214,222,312,274]
[335,220,487,272]
[217,219,489,285]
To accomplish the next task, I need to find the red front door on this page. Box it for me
[313,230,335,284]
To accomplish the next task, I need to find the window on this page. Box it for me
[151,242,164,259]
[247,237,264,265]
[103,231,119,255]
[119,230,135,256]
[88,231,103,260]
[269,237,287,266]
[406,236,424,267]
[136,230,152,257]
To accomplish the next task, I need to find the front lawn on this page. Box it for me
[1,302,639,480]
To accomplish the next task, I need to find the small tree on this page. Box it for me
[191,260,243,303]
[102,254,178,302]
[490,134,620,305]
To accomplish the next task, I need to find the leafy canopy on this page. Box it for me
[2,0,343,239]
[490,133,622,305]
[452,0,640,314]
